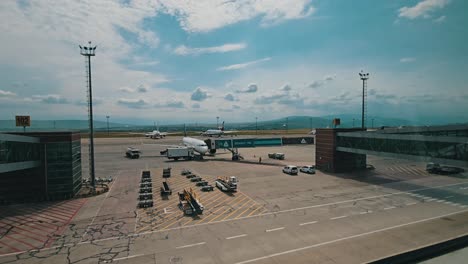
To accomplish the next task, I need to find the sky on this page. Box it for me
[0,0,467,125]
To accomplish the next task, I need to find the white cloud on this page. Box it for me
[137,84,149,93]
[192,103,201,109]
[31,94,69,104]
[0,89,16,96]
[433,15,446,23]
[236,83,258,93]
[119,87,135,93]
[217,57,271,71]
[157,0,315,32]
[191,87,210,101]
[154,100,185,108]
[117,98,148,109]
[398,0,450,19]
[174,43,247,56]
[280,84,292,92]
[224,93,237,101]
[308,74,336,88]
[0,0,168,118]
[400,57,416,63]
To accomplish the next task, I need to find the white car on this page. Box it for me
[283,165,298,175]
[300,165,316,174]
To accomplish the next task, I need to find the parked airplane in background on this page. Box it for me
[145,130,169,139]
[201,122,237,137]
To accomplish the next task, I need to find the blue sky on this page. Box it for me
[0,0,467,125]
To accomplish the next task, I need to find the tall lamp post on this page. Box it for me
[359,71,369,129]
[352,118,355,128]
[216,116,219,129]
[106,115,110,135]
[80,41,97,189]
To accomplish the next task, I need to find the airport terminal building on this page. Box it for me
[0,131,82,203]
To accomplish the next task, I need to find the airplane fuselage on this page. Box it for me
[182,137,209,154]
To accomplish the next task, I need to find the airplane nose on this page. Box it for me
[202,146,208,154]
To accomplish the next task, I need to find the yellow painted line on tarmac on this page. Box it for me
[228,200,256,219]
[221,196,251,221]
[247,206,264,217]
[136,224,152,234]
[234,203,257,219]
[158,215,186,230]
[203,193,231,208]
[200,191,225,206]
[208,196,248,223]
[197,196,240,224]
[259,207,269,215]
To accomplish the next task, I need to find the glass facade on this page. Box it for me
[0,132,82,203]
[45,138,82,198]
[0,140,41,164]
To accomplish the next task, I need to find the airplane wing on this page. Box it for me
[223,130,238,134]
[142,143,186,148]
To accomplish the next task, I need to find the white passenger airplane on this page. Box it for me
[201,121,237,137]
[181,137,209,154]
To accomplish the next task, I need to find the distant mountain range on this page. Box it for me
[0,115,422,132]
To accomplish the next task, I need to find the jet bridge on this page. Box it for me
[315,125,468,172]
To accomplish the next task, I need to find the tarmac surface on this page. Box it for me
[0,135,467,264]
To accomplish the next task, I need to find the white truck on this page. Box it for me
[166,147,194,161]
[215,176,238,192]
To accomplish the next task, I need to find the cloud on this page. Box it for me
[191,87,210,101]
[217,57,271,71]
[308,81,323,89]
[137,30,160,48]
[137,85,149,93]
[433,15,446,23]
[174,43,246,56]
[398,0,450,19]
[117,98,148,109]
[31,94,68,104]
[218,108,233,112]
[156,0,316,32]
[376,94,398,100]
[233,105,241,109]
[400,57,416,63]
[308,74,336,88]
[192,103,200,109]
[119,87,135,93]
[280,84,292,92]
[255,93,287,104]
[0,89,16,96]
[154,100,185,108]
[224,93,237,102]
[75,98,104,106]
[236,83,258,93]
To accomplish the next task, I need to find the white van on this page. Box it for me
[283,165,298,175]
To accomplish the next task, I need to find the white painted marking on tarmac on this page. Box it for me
[3,182,468,258]
[233,209,468,264]
[406,202,417,206]
[299,221,318,226]
[426,199,436,202]
[266,227,285,232]
[359,211,368,215]
[114,254,143,261]
[461,187,468,190]
[330,215,348,220]
[445,196,454,199]
[384,206,396,210]
[226,234,248,240]
[176,242,206,249]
